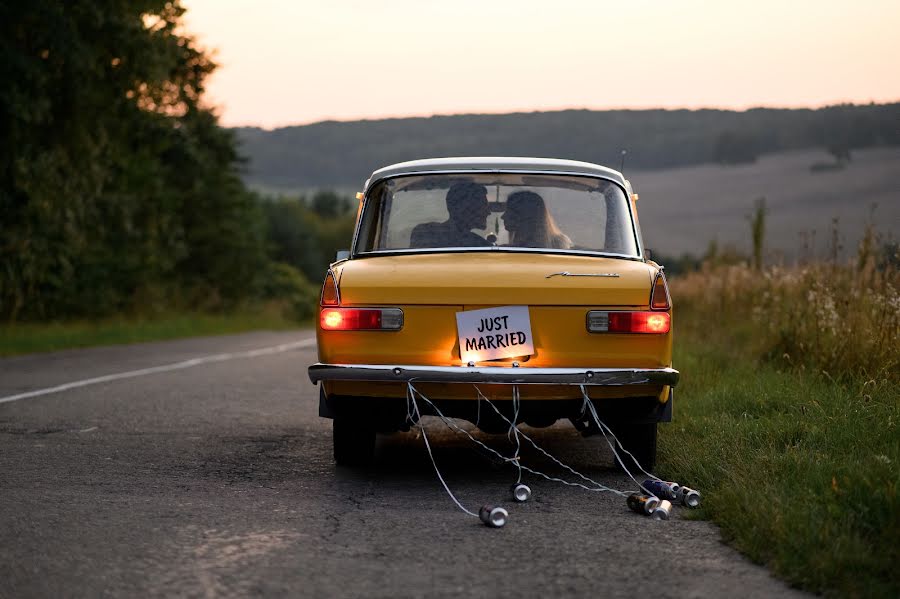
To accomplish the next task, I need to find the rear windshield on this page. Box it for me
[354,173,639,256]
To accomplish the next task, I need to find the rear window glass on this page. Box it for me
[354,173,638,256]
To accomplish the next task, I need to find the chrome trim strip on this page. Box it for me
[545,271,620,278]
[623,179,646,261]
[366,159,627,188]
[308,363,679,387]
[364,168,626,193]
[352,247,644,261]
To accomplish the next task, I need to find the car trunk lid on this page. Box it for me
[336,252,654,307]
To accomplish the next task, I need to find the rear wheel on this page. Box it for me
[333,418,376,467]
[606,421,657,473]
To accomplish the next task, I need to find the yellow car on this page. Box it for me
[309,158,678,468]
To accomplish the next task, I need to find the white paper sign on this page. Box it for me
[456,305,534,363]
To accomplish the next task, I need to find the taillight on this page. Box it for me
[651,271,670,310]
[321,270,339,306]
[320,308,403,331]
[586,311,670,334]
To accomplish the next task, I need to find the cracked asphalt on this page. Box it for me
[0,331,807,598]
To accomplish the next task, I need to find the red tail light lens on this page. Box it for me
[587,311,670,334]
[651,271,670,310]
[320,308,403,331]
[610,311,670,333]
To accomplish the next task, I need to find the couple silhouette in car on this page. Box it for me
[409,182,572,250]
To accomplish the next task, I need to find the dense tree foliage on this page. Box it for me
[235,103,900,189]
[260,192,355,283]
[255,192,355,321]
[0,1,273,321]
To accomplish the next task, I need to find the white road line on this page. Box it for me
[0,337,316,405]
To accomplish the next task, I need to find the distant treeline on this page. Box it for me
[236,103,900,189]
[0,1,350,323]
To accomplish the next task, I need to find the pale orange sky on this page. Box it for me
[182,0,900,129]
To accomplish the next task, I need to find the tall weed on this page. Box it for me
[662,232,900,596]
[670,254,899,382]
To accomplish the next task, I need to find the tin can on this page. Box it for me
[650,499,672,520]
[642,479,678,500]
[677,486,702,508]
[479,505,508,528]
[626,493,660,516]
[510,483,531,503]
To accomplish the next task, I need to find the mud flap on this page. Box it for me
[659,388,674,423]
[318,386,336,419]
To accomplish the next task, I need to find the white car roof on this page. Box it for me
[366,157,626,190]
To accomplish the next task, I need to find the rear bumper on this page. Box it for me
[308,363,679,387]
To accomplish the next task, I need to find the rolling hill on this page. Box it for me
[233,104,900,258]
[233,103,900,190]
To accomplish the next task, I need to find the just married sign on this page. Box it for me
[456,305,535,363]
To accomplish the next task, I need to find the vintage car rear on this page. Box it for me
[308,157,678,467]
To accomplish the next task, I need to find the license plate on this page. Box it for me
[456,305,535,363]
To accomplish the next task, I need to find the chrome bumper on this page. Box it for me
[308,363,679,387]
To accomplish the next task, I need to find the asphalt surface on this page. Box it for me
[0,331,807,598]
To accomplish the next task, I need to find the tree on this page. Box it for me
[311,190,351,219]
[0,1,267,320]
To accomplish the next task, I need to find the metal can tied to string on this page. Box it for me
[650,500,673,520]
[510,483,531,503]
[479,505,508,528]
[677,486,702,508]
[642,479,679,500]
[626,493,660,516]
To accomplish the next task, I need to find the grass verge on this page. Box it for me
[658,329,899,597]
[0,304,307,356]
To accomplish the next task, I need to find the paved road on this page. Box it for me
[0,331,805,598]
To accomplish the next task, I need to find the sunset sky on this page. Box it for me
[182,0,900,129]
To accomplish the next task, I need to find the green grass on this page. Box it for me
[0,305,308,356]
[660,260,899,595]
[659,334,900,597]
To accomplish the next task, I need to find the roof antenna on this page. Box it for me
[619,149,627,174]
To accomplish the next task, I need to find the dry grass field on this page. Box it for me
[633,147,900,260]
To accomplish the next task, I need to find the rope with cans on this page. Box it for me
[403,381,702,525]
[576,385,702,512]
[577,385,667,497]
[412,382,630,497]
[405,382,479,519]
[471,385,629,497]
[510,385,523,485]
[409,384,627,496]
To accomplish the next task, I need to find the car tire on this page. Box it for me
[333,418,376,467]
[606,421,657,473]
